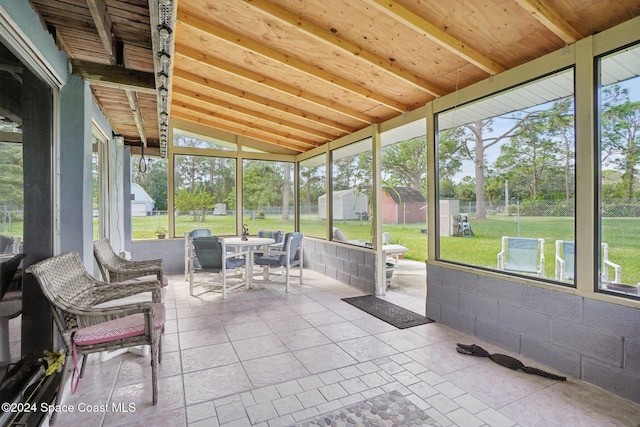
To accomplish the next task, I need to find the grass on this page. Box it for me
[6,213,639,285]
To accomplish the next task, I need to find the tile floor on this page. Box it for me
[10,267,640,427]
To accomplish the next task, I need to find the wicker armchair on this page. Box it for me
[94,238,166,287]
[26,252,164,424]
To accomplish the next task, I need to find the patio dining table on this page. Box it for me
[224,237,275,288]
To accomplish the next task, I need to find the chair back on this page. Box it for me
[189,228,212,238]
[1,253,25,300]
[94,237,121,280]
[0,235,20,254]
[258,229,283,243]
[280,232,303,266]
[193,237,224,271]
[561,240,575,280]
[505,237,540,273]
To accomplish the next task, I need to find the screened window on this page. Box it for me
[330,139,372,246]
[299,155,327,239]
[131,156,167,239]
[597,43,640,296]
[242,159,294,233]
[172,128,236,150]
[436,69,576,281]
[174,154,237,237]
[0,141,23,243]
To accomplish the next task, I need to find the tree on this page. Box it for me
[0,142,23,214]
[601,85,640,199]
[174,187,215,221]
[132,157,168,210]
[243,161,284,217]
[382,137,426,194]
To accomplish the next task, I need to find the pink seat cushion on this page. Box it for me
[73,303,165,346]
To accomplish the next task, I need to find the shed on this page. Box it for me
[381,187,426,224]
[130,183,155,217]
[318,189,368,220]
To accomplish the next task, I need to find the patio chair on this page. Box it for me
[254,232,304,292]
[497,236,545,276]
[26,252,165,424]
[94,237,166,288]
[190,237,249,298]
[0,235,20,259]
[184,228,212,279]
[555,240,623,283]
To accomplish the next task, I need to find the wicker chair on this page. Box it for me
[26,252,164,424]
[94,237,166,287]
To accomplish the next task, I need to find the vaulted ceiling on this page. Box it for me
[25,0,640,156]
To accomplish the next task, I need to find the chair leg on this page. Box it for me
[151,336,159,405]
[79,354,88,378]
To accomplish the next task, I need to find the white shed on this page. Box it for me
[131,183,155,216]
[318,189,368,220]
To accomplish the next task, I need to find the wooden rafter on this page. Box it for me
[125,90,147,145]
[70,59,156,93]
[86,0,116,64]
[243,0,445,98]
[175,45,373,124]
[178,11,408,113]
[172,86,336,141]
[172,104,308,153]
[173,68,354,135]
[364,0,505,75]
[512,0,583,43]
[172,98,319,149]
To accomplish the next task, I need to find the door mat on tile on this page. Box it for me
[291,390,441,426]
[341,295,434,329]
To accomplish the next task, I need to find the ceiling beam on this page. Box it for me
[125,90,147,145]
[0,131,22,143]
[175,46,373,124]
[364,0,505,75]
[70,58,156,93]
[512,0,583,43]
[0,92,21,125]
[172,104,308,153]
[173,86,336,141]
[178,12,408,113]
[243,0,444,98]
[173,68,355,135]
[172,99,319,149]
[86,0,116,64]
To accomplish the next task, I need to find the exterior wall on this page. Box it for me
[426,263,640,403]
[303,238,376,294]
[131,239,185,274]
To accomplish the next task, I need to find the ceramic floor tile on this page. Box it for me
[224,320,273,341]
[116,350,182,387]
[242,352,310,388]
[276,328,332,351]
[293,343,358,374]
[181,342,239,373]
[316,321,370,342]
[232,334,289,361]
[183,363,253,405]
[335,335,399,362]
[262,314,313,333]
[374,328,436,352]
[178,327,230,350]
[404,340,483,375]
[177,314,224,333]
[300,310,348,327]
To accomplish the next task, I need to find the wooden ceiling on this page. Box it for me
[27,0,640,156]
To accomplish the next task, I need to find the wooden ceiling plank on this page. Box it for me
[364,0,505,75]
[173,100,319,148]
[172,107,307,153]
[70,58,156,93]
[125,90,147,145]
[86,0,116,63]
[173,86,335,141]
[175,46,373,124]
[243,0,444,97]
[178,11,408,113]
[173,67,355,134]
[512,0,583,43]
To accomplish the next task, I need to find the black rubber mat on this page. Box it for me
[341,295,434,329]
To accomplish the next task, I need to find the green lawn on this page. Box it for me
[6,213,639,285]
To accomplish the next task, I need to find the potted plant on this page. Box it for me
[155,227,167,239]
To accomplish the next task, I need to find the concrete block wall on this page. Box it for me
[303,239,376,294]
[131,239,184,274]
[426,264,640,403]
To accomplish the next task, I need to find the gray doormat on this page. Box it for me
[341,295,434,329]
[291,390,440,426]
